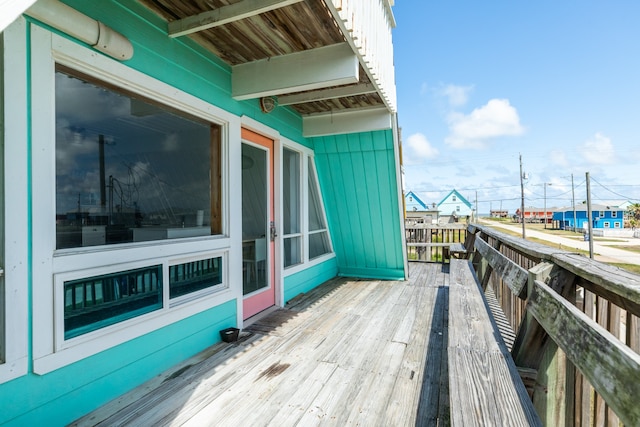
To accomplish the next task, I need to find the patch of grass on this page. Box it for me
[483,217,512,223]
[608,245,640,254]
[482,224,597,257]
[609,263,640,274]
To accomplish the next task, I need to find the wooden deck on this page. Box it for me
[73,262,519,426]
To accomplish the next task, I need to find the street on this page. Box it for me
[481,220,640,265]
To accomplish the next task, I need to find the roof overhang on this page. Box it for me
[232,43,359,101]
[303,107,392,138]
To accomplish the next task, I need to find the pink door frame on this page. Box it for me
[241,128,276,320]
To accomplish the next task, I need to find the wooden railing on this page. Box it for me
[405,223,466,263]
[466,224,640,426]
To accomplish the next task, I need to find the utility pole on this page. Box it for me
[586,172,594,259]
[475,190,478,222]
[543,183,552,229]
[571,173,577,233]
[519,154,526,238]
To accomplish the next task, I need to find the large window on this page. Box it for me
[55,66,222,249]
[31,28,235,373]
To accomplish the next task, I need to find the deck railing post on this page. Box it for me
[511,262,576,426]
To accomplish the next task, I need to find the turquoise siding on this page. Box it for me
[0,300,236,427]
[312,130,404,280]
[283,257,338,302]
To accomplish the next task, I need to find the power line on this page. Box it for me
[591,177,640,202]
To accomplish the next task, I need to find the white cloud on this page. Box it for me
[581,132,615,164]
[550,149,569,167]
[439,84,474,107]
[406,133,439,160]
[445,99,525,149]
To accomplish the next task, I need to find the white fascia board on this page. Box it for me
[0,0,36,32]
[302,107,392,137]
[232,43,359,101]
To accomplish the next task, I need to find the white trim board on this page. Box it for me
[0,17,30,384]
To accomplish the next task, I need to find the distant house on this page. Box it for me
[552,204,625,230]
[404,191,439,224]
[405,191,427,212]
[515,207,555,224]
[437,189,472,222]
[490,209,509,218]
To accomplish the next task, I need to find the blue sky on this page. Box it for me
[393,1,640,213]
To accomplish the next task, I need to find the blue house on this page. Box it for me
[405,191,427,212]
[553,204,625,230]
[437,189,473,220]
[0,1,405,424]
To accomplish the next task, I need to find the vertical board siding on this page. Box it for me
[312,130,404,280]
[283,257,338,302]
[0,301,236,426]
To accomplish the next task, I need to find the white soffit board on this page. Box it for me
[0,0,36,32]
[303,108,392,137]
[232,43,359,101]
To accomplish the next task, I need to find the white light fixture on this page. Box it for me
[26,0,133,61]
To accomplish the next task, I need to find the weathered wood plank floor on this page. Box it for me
[72,262,494,426]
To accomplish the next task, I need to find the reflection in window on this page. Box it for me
[169,257,222,299]
[64,265,162,339]
[308,159,330,259]
[55,65,221,249]
[283,148,301,268]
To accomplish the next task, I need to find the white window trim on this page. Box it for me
[603,222,610,228]
[281,142,335,277]
[31,26,243,374]
[612,211,617,218]
[599,211,605,218]
[0,18,30,384]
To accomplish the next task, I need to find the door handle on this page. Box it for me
[270,221,277,242]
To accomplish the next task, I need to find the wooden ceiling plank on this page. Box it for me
[168,0,305,38]
[277,83,376,106]
[232,43,359,100]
